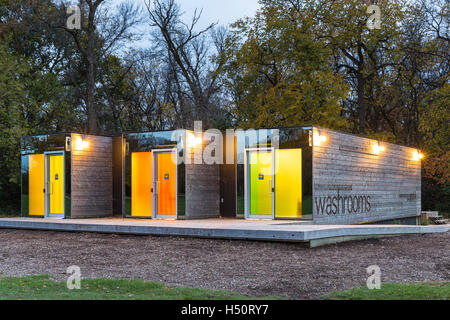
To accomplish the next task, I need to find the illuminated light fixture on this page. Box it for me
[75,135,89,150]
[372,142,385,155]
[65,137,71,152]
[313,132,327,146]
[187,132,202,149]
[412,150,424,161]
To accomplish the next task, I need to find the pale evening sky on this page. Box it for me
[111,0,261,49]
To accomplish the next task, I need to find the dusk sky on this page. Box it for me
[113,0,261,48]
[173,0,260,29]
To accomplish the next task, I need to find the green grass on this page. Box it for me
[0,275,280,300]
[325,282,450,300]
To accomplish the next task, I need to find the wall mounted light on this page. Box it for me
[75,135,89,151]
[125,142,130,156]
[187,132,202,149]
[372,142,385,155]
[65,137,71,152]
[412,150,424,161]
[313,131,327,147]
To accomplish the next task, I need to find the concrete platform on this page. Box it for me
[0,217,448,247]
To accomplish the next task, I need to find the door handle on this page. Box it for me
[270,180,274,193]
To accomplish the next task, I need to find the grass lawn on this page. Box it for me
[325,282,450,300]
[0,275,279,300]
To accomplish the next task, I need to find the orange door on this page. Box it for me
[156,152,176,217]
[131,152,152,217]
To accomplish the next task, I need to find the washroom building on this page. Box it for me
[220,126,422,225]
[21,133,117,219]
[21,126,422,225]
[121,129,221,220]
[21,130,222,221]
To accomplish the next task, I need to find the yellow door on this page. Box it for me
[29,154,45,216]
[131,152,152,217]
[48,155,64,215]
[249,150,273,216]
[275,149,302,218]
[156,152,177,217]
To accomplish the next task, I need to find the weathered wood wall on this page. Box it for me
[71,134,113,218]
[312,127,421,224]
[185,137,221,219]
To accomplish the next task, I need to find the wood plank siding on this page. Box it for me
[185,139,221,219]
[71,134,113,218]
[312,127,421,224]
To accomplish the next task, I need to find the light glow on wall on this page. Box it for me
[74,136,89,150]
[187,132,202,149]
[412,150,424,161]
[372,143,385,155]
[314,132,327,146]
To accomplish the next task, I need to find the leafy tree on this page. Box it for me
[0,1,73,210]
[311,0,406,135]
[0,41,27,209]
[224,0,349,129]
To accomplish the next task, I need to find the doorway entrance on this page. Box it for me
[130,149,178,219]
[152,149,177,219]
[244,148,275,219]
[44,152,65,218]
[244,148,303,220]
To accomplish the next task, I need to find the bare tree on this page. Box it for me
[421,0,449,44]
[144,0,228,127]
[57,0,143,134]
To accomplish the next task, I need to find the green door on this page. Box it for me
[246,149,274,218]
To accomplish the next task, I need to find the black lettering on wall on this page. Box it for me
[326,196,332,215]
[332,196,338,215]
[315,197,326,215]
[314,193,372,215]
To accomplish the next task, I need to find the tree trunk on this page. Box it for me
[86,3,98,134]
[86,57,97,134]
[357,69,366,133]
